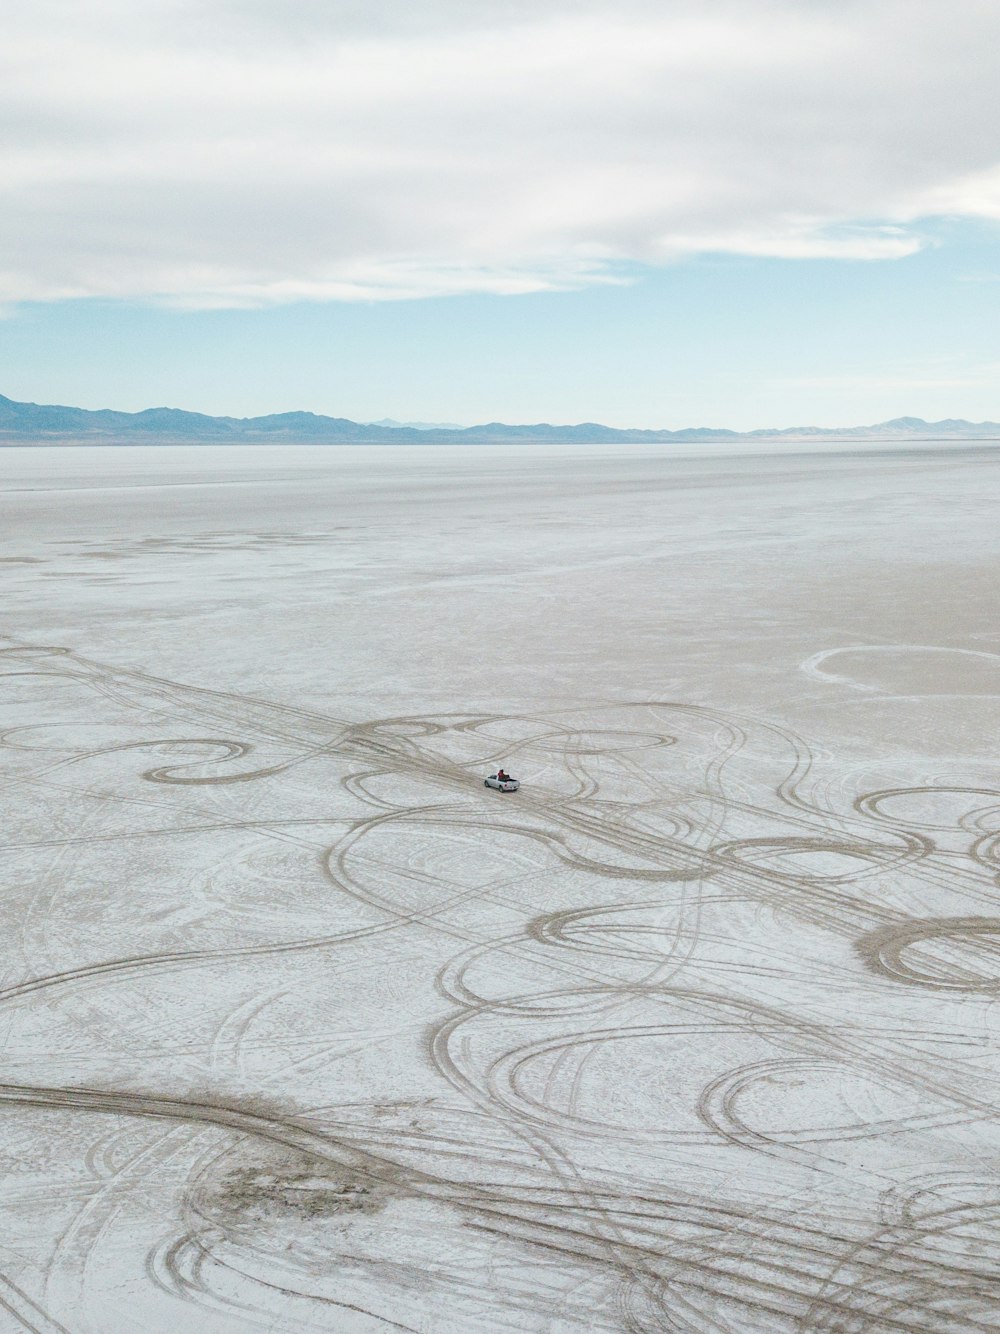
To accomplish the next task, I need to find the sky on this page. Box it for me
[3,0,1000,429]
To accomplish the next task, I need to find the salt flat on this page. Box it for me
[1,440,1000,1332]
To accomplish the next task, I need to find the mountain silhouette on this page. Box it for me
[2,393,999,445]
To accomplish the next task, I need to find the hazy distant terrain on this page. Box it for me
[4,391,1000,445]
[2,440,1000,1331]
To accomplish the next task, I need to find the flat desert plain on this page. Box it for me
[1,440,1000,1333]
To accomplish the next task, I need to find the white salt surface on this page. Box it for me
[1,441,999,1331]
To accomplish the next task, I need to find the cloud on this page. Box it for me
[3,0,1000,306]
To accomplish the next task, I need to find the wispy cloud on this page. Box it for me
[3,0,1000,307]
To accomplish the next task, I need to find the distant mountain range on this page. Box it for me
[2,393,1000,446]
[364,417,465,430]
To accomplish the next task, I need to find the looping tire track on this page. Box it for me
[5,639,1000,1329]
